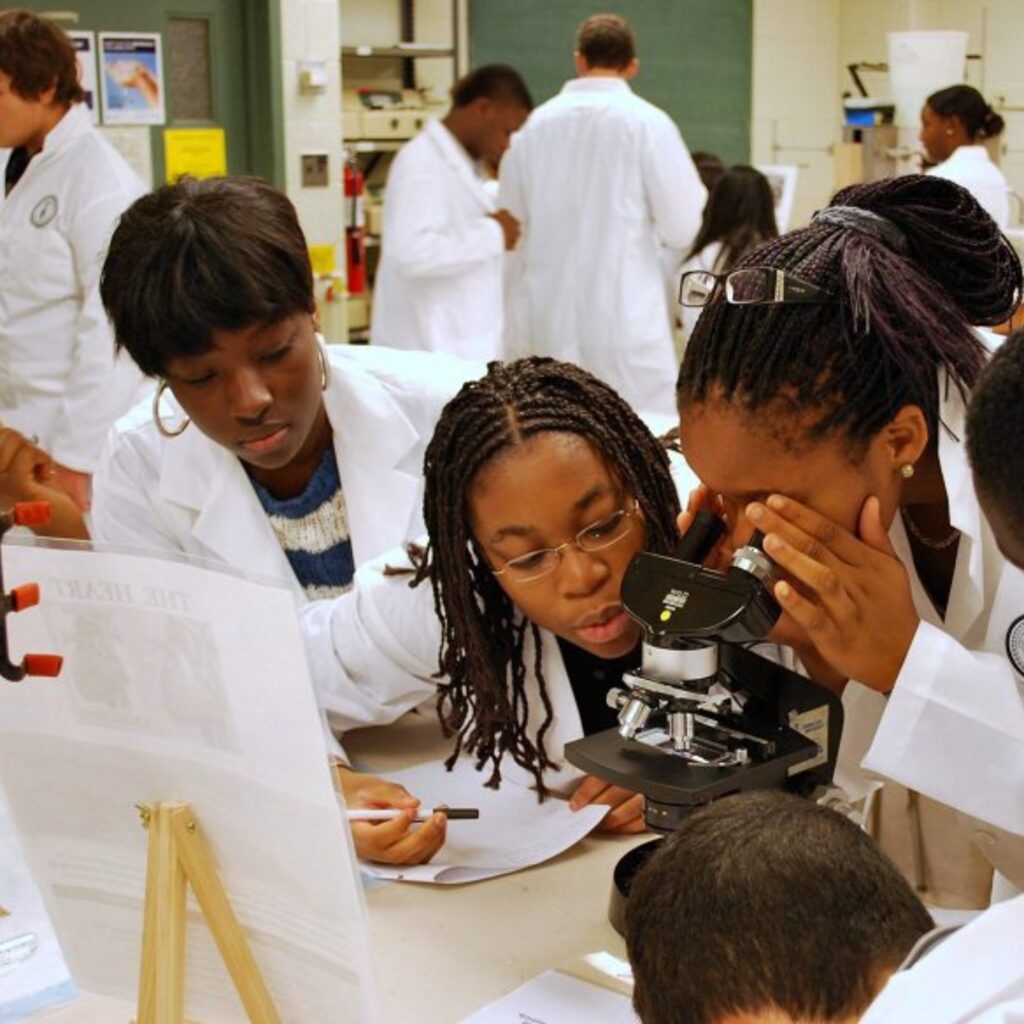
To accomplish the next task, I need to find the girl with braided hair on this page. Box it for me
[308,355,690,835]
[675,173,1024,902]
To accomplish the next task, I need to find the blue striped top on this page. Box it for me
[250,445,355,600]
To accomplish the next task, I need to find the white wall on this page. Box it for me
[751,0,842,228]
[279,0,346,337]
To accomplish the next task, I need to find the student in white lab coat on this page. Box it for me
[499,13,706,420]
[90,176,482,865]
[370,65,532,361]
[0,11,145,509]
[303,357,696,830]
[626,790,1024,1024]
[921,85,1010,230]
[626,791,937,1024]
[674,174,1024,896]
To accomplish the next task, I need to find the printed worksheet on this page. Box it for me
[0,539,378,1023]
[354,759,608,883]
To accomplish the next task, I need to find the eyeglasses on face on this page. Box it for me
[490,500,641,584]
[678,267,832,308]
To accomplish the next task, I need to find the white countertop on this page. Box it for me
[18,713,647,1023]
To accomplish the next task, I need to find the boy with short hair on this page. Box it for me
[625,791,934,1024]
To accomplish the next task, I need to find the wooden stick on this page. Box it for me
[137,804,188,1024]
[170,808,281,1024]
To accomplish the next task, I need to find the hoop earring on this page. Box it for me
[152,380,190,438]
[315,333,330,391]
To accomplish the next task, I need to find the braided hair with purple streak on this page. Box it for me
[677,175,1021,448]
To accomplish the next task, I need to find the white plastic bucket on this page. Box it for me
[887,30,968,127]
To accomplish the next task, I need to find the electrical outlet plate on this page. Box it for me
[301,153,329,188]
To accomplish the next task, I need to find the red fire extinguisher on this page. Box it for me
[344,153,366,295]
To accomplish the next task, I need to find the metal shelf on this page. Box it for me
[342,45,455,59]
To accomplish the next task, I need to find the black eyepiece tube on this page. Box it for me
[748,530,767,551]
[673,509,725,564]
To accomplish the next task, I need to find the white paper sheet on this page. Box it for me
[355,759,608,884]
[0,786,76,1021]
[0,540,378,1023]
[458,970,639,1024]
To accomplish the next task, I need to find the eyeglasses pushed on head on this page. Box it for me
[678,267,832,308]
[490,500,641,584]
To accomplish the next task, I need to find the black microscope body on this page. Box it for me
[564,510,844,835]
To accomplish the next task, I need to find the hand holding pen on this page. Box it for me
[335,766,448,866]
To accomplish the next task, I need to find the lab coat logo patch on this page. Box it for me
[1007,615,1024,676]
[30,196,58,228]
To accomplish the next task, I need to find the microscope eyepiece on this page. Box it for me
[730,532,777,590]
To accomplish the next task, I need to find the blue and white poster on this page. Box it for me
[98,32,166,126]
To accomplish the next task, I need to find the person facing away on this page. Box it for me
[626,791,936,1024]
[0,9,146,512]
[967,329,1024,574]
[628,791,1024,1024]
[499,13,706,420]
[920,84,1010,229]
[370,64,532,361]
[675,164,779,343]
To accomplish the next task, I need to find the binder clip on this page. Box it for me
[0,502,63,682]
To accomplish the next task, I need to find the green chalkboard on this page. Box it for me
[469,0,752,164]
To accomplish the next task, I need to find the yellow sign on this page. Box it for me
[308,244,338,277]
[164,127,227,181]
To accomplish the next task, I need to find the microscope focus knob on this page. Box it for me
[606,687,628,710]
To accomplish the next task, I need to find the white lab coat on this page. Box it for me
[90,344,481,595]
[928,146,1011,230]
[861,895,1024,1023]
[301,453,700,754]
[371,120,506,361]
[0,103,146,472]
[836,375,1024,887]
[499,78,706,420]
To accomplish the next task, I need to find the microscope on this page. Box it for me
[564,511,844,931]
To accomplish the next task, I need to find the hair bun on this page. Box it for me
[981,108,1006,138]
[831,174,1020,326]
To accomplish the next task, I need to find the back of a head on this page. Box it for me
[625,792,934,1024]
[692,151,727,195]
[927,84,1005,141]
[0,8,84,105]
[576,13,635,70]
[966,330,1024,544]
[100,175,314,378]
[679,175,1021,447]
[450,63,533,112]
[689,164,779,271]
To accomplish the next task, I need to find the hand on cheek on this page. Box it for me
[748,494,920,694]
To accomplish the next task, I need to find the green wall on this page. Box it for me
[20,0,281,186]
[469,0,752,165]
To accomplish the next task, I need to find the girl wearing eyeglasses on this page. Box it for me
[674,173,1024,905]
[306,357,693,842]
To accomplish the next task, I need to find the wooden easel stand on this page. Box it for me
[135,802,281,1024]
